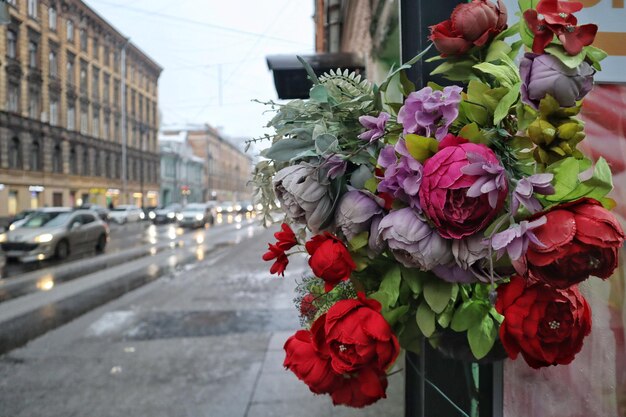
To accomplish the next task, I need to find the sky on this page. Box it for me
[84,0,315,147]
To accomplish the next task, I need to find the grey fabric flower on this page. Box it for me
[335,190,383,241]
[273,163,334,233]
[378,208,452,270]
[451,235,492,283]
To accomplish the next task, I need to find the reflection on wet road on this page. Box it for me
[0,212,262,302]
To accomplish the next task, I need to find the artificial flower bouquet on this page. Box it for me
[253,0,625,408]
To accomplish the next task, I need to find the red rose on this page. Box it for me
[520,198,625,289]
[313,295,400,375]
[283,330,338,394]
[329,367,389,408]
[496,275,591,368]
[305,233,356,292]
[299,293,318,320]
[429,0,507,56]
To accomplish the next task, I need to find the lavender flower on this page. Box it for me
[335,190,383,240]
[377,139,423,210]
[520,53,595,109]
[378,208,452,270]
[491,217,547,261]
[397,86,462,140]
[321,155,347,180]
[449,235,493,283]
[433,264,477,284]
[511,173,555,215]
[461,152,507,208]
[358,112,390,142]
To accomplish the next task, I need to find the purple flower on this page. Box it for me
[433,264,477,284]
[511,173,555,215]
[377,139,423,210]
[321,155,347,180]
[397,86,462,140]
[491,217,547,261]
[461,152,507,208]
[335,190,383,240]
[358,112,390,142]
[520,53,595,109]
[378,208,452,270]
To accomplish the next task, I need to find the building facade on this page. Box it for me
[163,125,252,203]
[0,0,161,217]
[158,130,203,206]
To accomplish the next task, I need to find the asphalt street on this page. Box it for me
[0,224,404,417]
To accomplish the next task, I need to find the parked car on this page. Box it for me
[0,209,108,262]
[79,203,110,222]
[178,203,214,228]
[7,209,37,231]
[108,205,143,224]
[153,203,183,224]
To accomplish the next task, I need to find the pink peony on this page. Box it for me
[419,140,507,239]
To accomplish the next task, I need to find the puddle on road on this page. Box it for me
[122,309,298,341]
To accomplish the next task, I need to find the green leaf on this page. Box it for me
[314,133,339,154]
[546,157,613,203]
[379,44,433,92]
[416,302,436,337]
[423,279,456,314]
[473,62,518,87]
[401,267,426,297]
[485,40,512,62]
[399,319,422,354]
[493,82,520,124]
[431,59,479,82]
[370,266,402,309]
[544,45,585,69]
[297,56,320,84]
[451,301,489,332]
[383,305,410,327]
[437,302,456,329]
[348,231,369,251]
[584,45,608,71]
[467,315,497,360]
[261,138,314,162]
[405,134,439,162]
[364,177,378,193]
[309,84,329,103]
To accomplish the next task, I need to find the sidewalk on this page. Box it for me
[0,224,404,417]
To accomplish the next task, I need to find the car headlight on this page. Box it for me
[0,233,6,243]
[149,212,156,219]
[167,212,175,218]
[247,205,254,211]
[195,214,204,221]
[176,213,184,221]
[8,224,16,231]
[34,233,54,243]
[227,206,233,213]
[234,204,242,211]
[139,212,145,220]
[216,207,223,213]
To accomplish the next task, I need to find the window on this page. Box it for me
[92,37,99,60]
[69,146,77,174]
[49,51,58,78]
[103,114,110,139]
[94,151,101,176]
[30,140,41,171]
[67,104,75,130]
[104,45,110,67]
[6,0,16,6]
[7,30,17,59]
[103,74,110,103]
[52,143,62,173]
[7,82,20,112]
[28,88,40,119]
[66,20,74,42]
[49,98,59,126]
[80,29,87,51]
[82,147,89,175]
[114,118,120,142]
[80,106,88,135]
[28,0,38,18]
[80,61,87,92]
[105,152,111,178]
[92,110,100,137]
[48,6,57,30]
[92,68,99,99]
[113,50,120,71]
[9,137,21,169]
[66,54,75,85]
[113,80,120,105]
[131,90,136,115]
[28,41,38,68]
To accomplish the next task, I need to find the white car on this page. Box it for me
[108,205,143,224]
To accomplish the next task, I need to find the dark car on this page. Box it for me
[144,206,158,221]
[152,203,183,224]
[79,203,110,222]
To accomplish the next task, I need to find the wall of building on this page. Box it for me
[0,0,162,217]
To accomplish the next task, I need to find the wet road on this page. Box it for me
[0,212,257,279]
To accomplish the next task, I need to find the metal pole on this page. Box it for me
[120,38,130,204]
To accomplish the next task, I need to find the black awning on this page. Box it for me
[266,53,365,100]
